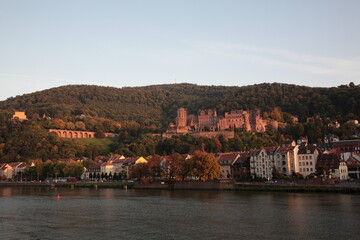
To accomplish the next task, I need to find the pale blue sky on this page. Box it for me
[0,0,359,100]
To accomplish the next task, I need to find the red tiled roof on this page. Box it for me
[217,153,239,166]
[101,162,114,166]
[123,158,138,164]
[298,144,320,154]
[346,157,360,167]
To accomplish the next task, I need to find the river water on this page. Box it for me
[0,187,359,240]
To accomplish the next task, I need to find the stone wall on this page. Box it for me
[49,129,95,138]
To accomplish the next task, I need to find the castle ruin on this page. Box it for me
[167,108,277,136]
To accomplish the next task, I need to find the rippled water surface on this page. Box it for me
[0,187,359,240]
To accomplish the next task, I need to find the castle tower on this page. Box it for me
[176,108,188,127]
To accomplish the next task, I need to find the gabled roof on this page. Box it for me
[345,156,360,167]
[317,153,341,169]
[250,149,261,156]
[122,158,138,164]
[233,152,250,166]
[263,147,277,155]
[0,164,12,171]
[87,164,101,171]
[276,146,294,154]
[217,153,239,166]
[8,162,26,168]
[298,144,320,154]
[101,162,114,166]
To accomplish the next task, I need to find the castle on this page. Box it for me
[167,108,279,136]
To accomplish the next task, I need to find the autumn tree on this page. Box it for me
[147,155,164,181]
[130,162,149,180]
[192,151,221,181]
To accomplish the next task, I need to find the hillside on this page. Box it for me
[0,83,359,126]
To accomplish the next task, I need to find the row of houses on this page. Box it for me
[2,138,360,182]
[84,156,148,180]
[217,139,360,181]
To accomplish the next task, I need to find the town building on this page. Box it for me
[345,154,360,179]
[12,112,28,121]
[84,164,101,179]
[217,153,241,179]
[317,153,348,180]
[231,152,250,180]
[274,146,297,176]
[250,147,277,180]
[295,144,320,177]
[0,162,26,179]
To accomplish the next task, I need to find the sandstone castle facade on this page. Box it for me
[167,108,280,136]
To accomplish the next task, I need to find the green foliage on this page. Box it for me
[22,160,85,181]
[1,83,359,128]
[0,83,359,162]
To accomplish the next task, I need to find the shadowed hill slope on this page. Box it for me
[0,83,359,125]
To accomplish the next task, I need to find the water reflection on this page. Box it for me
[1,187,360,240]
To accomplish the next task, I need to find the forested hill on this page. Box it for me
[0,83,359,125]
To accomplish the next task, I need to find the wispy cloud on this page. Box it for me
[199,43,360,80]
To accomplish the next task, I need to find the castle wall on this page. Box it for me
[173,108,277,134]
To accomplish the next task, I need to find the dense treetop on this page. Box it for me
[1,83,359,126]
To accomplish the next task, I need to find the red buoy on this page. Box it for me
[57,194,60,199]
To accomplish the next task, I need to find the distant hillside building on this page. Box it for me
[12,112,28,121]
[169,108,279,136]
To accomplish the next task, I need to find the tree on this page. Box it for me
[272,167,283,179]
[63,162,84,178]
[113,172,118,181]
[75,121,86,131]
[192,151,221,181]
[34,159,43,181]
[130,163,149,180]
[147,155,163,181]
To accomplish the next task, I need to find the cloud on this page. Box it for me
[199,42,360,80]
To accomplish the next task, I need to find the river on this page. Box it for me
[0,187,359,240]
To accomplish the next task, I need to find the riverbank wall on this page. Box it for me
[0,181,134,189]
[1,181,360,193]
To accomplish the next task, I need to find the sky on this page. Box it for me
[0,0,359,100]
